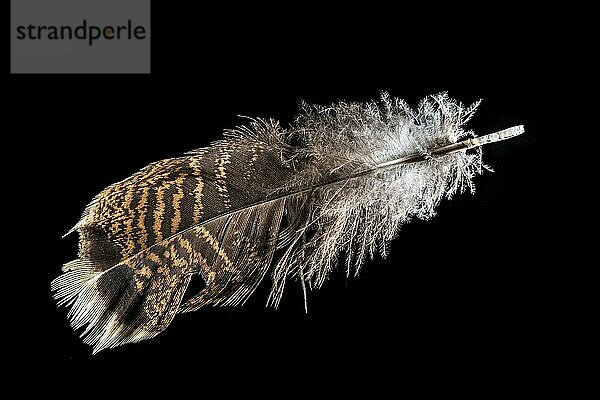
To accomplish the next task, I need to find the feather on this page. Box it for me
[51,92,523,354]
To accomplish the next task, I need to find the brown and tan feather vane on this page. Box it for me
[51,93,523,353]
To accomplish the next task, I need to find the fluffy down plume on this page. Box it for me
[51,93,522,353]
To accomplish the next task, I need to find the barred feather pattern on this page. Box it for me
[52,93,503,354]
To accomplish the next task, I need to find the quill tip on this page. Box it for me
[501,125,525,139]
[470,125,524,148]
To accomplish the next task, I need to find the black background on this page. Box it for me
[8,1,551,382]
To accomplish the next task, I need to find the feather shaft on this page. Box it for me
[376,125,524,168]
